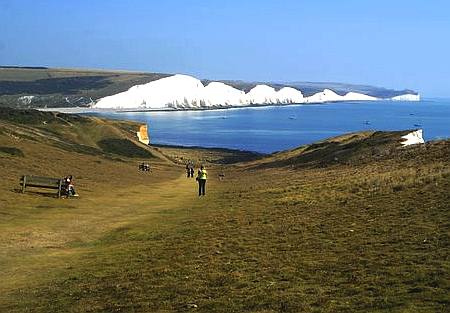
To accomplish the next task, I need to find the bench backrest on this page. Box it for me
[20,175,62,188]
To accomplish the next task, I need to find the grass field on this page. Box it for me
[0,108,448,312]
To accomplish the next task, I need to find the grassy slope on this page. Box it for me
[0,67,170,108]
[0,111,448,312]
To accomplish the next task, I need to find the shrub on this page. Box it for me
[0,146,24,157]
[97,138,154,158]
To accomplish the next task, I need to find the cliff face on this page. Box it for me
[94,74,419,109]
[392,94,421,101]
[0,67,420,109]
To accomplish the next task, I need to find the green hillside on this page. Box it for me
[0,67,170,108]
[0,108,448,312]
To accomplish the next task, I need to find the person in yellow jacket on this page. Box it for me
[196,165,208,196]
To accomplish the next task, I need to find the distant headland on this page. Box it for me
[0,66,419,110]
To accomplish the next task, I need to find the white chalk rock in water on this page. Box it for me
[401,129,425,146]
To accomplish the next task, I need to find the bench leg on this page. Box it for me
[57,180,62,198]
[22,176,26,193]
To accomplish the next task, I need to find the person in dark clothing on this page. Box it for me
[63,175,78,197]
[139,162,150,171]
[186,163,190,178]
[186,162,195,178]
[196,165,208,196]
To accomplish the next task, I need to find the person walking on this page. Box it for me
[186,163,190,178]
[196,165,208,196]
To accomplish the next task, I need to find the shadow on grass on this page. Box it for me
[13,188,61,198]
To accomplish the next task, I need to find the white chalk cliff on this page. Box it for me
[401,129,425,146]
[93,74,419,109]
[391,94,421,101]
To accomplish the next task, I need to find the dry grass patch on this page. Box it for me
[0,115,448,312]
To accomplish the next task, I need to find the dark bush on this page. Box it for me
[0,146,24,157]
[97,139,154,158]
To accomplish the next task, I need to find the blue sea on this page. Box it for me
[90,99,450,154]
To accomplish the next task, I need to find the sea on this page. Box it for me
[89,99,450,154]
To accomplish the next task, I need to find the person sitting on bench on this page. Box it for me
[139,162,150,171]
[63,175,78,197]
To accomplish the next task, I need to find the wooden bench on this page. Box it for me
[20,175,64,198]
[139,162,151,172]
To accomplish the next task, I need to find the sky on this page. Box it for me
[0,0,449,97]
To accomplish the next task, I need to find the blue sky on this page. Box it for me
[1,0,449,97]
